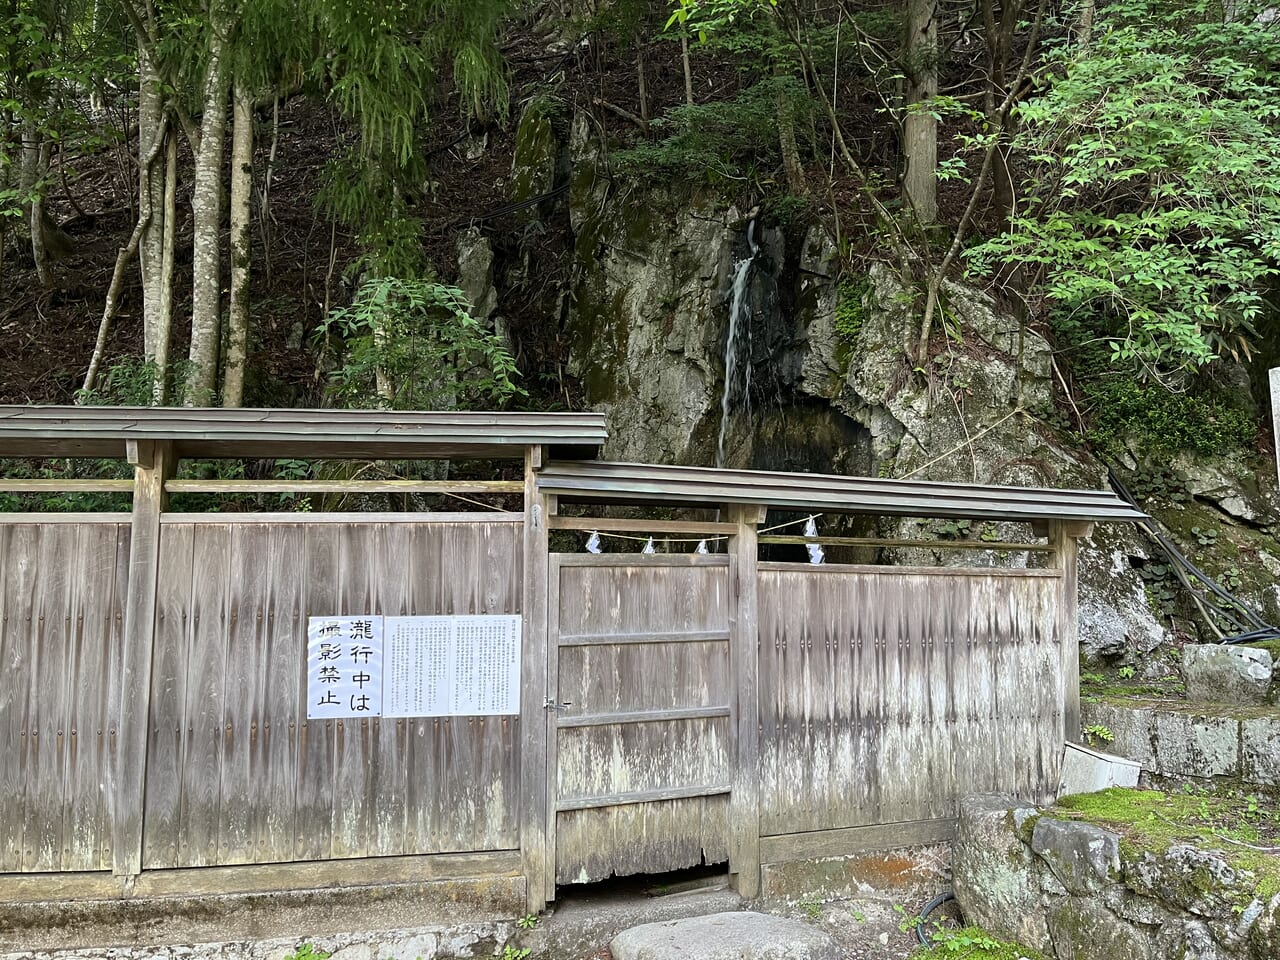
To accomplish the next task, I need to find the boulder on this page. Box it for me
[1030,817,1121,895]
[1183,645,1273,705]
[609,912,839,960]
[1047,896,1153,960]
[951,795,1051,952]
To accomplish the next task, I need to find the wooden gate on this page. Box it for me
[546,553,733,886]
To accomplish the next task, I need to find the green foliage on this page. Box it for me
[499,947,530,960]
[310,0,513,277]
[833,275,870,344]
[74,357,198,407]
[613,77,814,188]
[967,0,1280,373]
[914,926,1046,960]
[516,914,539,930]
[1083,723,1115,746]
[1084,379,1255,458]
[282,945,330,960]
[319,277,523,410]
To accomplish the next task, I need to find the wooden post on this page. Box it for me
[1270,367,1279,484]
[519,445,551,912]
[111,439,173,876]
[727,503,763,899]
[1050,520,1092,749]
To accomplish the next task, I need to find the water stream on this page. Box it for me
[716,219,758,468]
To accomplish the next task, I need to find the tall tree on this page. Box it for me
[902,0,937,225]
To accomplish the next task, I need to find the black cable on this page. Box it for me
[916,891,959,946]
[1106,467,1280,645]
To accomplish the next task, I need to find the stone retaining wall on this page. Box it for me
[1082,699,1280,788]
[952,795,1280,960]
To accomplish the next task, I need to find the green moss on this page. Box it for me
[1086,380,1256,458]
[1247,639,1280,659]
[913,927,1048,960]
[1053,788,1280,901]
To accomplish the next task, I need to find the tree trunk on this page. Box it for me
[137,44,168,392]
[903,0,938,226]
[681,36,694,107]
[185,29,229,407]
[154,131,177,403]
[223,78,253,408]
[777,85,806,194]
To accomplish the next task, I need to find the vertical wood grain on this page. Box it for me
[113,439,172,876]
[295,521,338,861]
[178,523,231,866]
[727,505,760,898]
[520,447,550,911]
[142,522,195,868]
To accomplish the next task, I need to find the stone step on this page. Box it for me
[610,911,840,960]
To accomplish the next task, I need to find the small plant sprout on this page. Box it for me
[517,914,539,930]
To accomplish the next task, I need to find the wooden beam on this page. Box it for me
[548,515,737,535]
[759,534,1053,552]
[125,439,153,468]
[727,503,761,898]
[163,479,523,494]
[519,446,551,912]
[1272,367,1280,484]
[111,440,173,876]
[0,479,134,492]
[1050,521,1082,748]
[759,818,956,863]
[556,706,730,728]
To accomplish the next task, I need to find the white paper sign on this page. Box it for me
[306,616,384,718]
[384,615,521,717]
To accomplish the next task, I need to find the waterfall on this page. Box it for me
[717,219,758,468]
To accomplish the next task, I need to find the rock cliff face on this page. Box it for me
[503,102,1280,664]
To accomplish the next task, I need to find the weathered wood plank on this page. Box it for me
[558,630,729,647]
[141,523,195,869]
[548,516,737,535]
[367,521,409,860]
[163,479,523,494]
[556,713,733,800]
[727,504,760,898]
[555,795,729,884]
[25,525,69,872]
[0,525,30,871]
[557,641,729,716]
[178,523,231,867]
[0,479,134,492]
[295,522,338,861]
[62,523,122,870]
[520,445,551,911]
[217,524,268,864]
[113,440,172,876]
[758,534,1053,552]
[161,512,522,525]
[757,561,1061,578]
[330,523,376,860]
[255,524,304,863]
[759,818,956,863]
[558,706,730,728]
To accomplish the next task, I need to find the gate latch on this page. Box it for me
[543,697,571,711]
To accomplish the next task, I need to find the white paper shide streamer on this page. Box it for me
[804,516,825,565]
[642,537,656,554]
[585,531,602,554]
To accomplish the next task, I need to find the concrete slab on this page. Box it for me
[610,911,840,960]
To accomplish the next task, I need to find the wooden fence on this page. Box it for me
[0,497,1082,913]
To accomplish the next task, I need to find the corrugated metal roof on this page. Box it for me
[0,406,607,459]
[538,460,1147,522]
